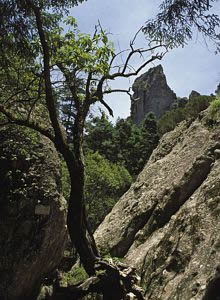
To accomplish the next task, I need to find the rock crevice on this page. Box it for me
[95,110,220,300]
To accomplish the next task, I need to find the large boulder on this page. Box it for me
[0,125,67,300]
[95,111,220,299]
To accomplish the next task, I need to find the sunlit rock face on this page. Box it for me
[131,64,177,123]
[95,110,220,300]
[0,125,67,300]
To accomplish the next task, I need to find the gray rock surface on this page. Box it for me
[189,90,201,99]
[216,83,220,95]
[0,125,67,300]
[131,65,176,123]
[95,111,220,300]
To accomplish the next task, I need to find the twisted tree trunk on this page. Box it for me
[33,5,145,298]
[53,260,144,300]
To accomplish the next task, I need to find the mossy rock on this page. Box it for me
[0,125,67,300]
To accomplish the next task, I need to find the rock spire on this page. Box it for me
[131,64,177,123]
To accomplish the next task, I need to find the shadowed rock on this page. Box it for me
[131,65,176,123]
[0,125,67,300]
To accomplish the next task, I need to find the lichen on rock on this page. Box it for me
[95,109,220,299]
[0,125,67,300]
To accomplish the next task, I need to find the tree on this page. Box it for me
[138,112,159,168]
[84,112,115,160]
[143,0,220,52]
[157,94,215,135]
[84,115,159,177]
[85,152,132,232]
[61,151,132,233]
[113,117,143,175]
[0,1,165,298]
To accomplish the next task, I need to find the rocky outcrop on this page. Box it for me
[95,110,220,299]
[131,65,177,123]
[216,83,220,95]
[0,125,67,300]
[189,90,201,99]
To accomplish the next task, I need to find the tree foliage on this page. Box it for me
[84,113,115,160]
[208,96,220,120]
[0,0,86,36]
[61,151,132,232]
[157,94,215,135]
[143,0,220,52]
[84,112,159,176]
[85,152,132,232]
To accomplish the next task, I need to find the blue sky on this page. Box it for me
[70,0,220,121]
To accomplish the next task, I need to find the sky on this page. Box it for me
[70,0,220,121]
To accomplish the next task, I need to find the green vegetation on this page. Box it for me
[61,152,132,232]
[143,0,220,52]
[60,254,125,286]
[60,111,159,231]
[60,264,88,286]
[85,152,132,231]
[209,97,220,121]
[158,95,215,136]
[84,112,159,177]
[1,2,164,277]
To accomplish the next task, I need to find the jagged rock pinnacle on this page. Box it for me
[131,64,177,123]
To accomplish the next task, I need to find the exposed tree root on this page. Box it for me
[52,259,145,300]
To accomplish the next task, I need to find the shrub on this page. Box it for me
[85,152,132,231]
[60,264,88,286]
[209,97,220,121]
[158,95,214,136]
[61,152,132,232]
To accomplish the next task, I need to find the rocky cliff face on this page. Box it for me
[95,110,220,300]
[0,126,67,300]
[131,65,177,123]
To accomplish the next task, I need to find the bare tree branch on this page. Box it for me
[130,26,144,51]
[121,43,165,75]
[99,98,114,117]
[103,88,132,97]
[108,49,130,69]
